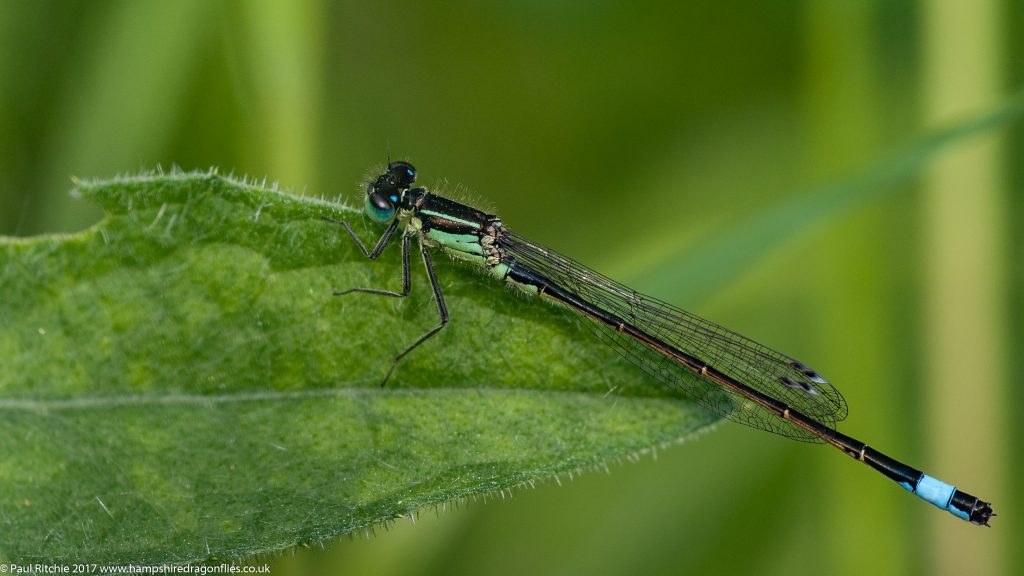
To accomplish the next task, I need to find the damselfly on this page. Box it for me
[322,161,994,526]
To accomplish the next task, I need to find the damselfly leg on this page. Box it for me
[322,215,449,385]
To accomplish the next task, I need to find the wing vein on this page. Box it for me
[498,229,848,442]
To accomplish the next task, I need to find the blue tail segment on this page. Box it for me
[903,475,992,523]
[908,475,961,519]
[912,475,955,507]
[840,437,993,525]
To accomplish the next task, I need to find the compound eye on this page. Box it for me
[388,161,416,188]
[365,192,396,223]
[370,192,392,211]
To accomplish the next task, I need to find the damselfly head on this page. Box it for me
[387,161,416,189]
[365,162,418,223]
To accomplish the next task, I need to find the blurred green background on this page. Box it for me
[1,1,1020,575]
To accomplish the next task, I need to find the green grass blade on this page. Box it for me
[631,89,1024,303]
[0,171,717,564]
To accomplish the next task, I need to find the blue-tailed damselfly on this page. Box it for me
[322,161,994,526]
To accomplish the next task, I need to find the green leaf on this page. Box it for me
[0,171,718,564]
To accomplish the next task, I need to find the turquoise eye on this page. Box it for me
[365,193,396,223]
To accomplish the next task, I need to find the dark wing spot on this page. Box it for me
[790,360,829,384]
[778,376,820,396]
[779,376,800,389]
